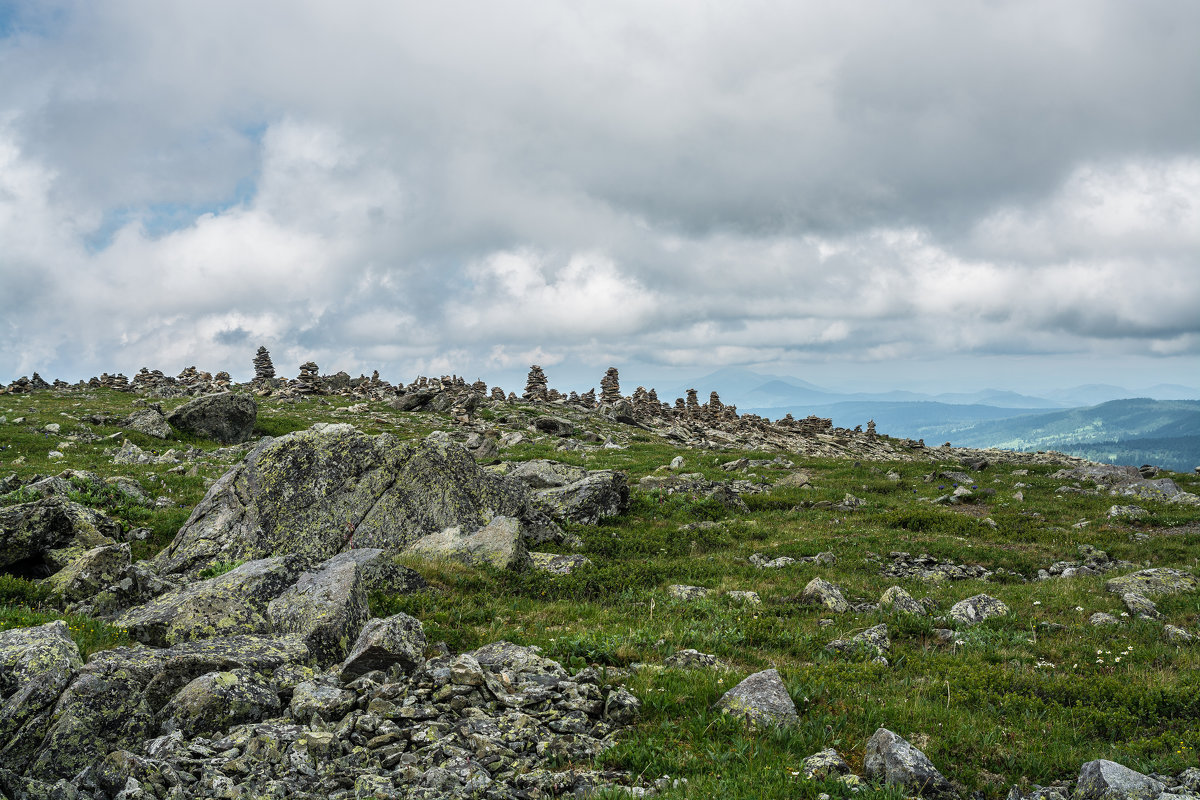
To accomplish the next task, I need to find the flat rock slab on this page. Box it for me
[715,668,798,726]
[405,516,531,571]
[1105,568,1197,597]
[153,429,561,578]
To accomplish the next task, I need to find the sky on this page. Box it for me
[1,1,1198,399]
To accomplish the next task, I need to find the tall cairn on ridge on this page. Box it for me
[253,346,276,383]
[523,365,548,401]
[599,367,622,404]
[296,361,321,394]
[685,388,700,414]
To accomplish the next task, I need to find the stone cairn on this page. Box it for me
[599,367,622,404]
[523,365,548,401]
[580,388,596,407]
[867,419,877,438]
[296,361,321,394]
[100,372,130,391]
[490,386,506,402]
[253,346,276,382]
[685,388,700,415]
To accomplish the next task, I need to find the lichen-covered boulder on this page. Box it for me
[529,552,592,575]
[864,727,955,797]
[404,516,531,571]
[316,547,428,594]
[827,624,891,662]
[153,429,561,577]
[715,668,798,726]
[0,621,84,773]
[802,748,851,780]
[267,558,369,666]
[532,416,574,437]
[802,577,850,613]
[1,496,121,578]
[117,556,299,646]
[165,392,257,444]
[41,542,131,604]
[949,594,1009,626]
[470,640,567,678]
[124,407,171,439]
[340,613,427,680]
[158,668,281,737]
[499,460,591,489]
[534,471,630,526]
[880,586,925,615]
[1074,759,1165,800]
[289,679,356,724]
[1105,568,1197,597]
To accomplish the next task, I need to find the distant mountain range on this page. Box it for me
[671,368,1200,472]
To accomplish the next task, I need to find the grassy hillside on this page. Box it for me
[3,388,1200,798]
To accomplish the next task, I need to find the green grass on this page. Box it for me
[3,387,1200,796]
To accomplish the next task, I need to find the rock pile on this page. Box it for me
[599,367,621,404]
[295,362,321,395]
[253,346,276,383]
[522,365,548,401]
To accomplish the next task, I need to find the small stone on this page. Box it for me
[715,669,798,726]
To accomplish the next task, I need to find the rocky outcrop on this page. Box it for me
[1,496,121,579]
[266,557,370,666]
[166,392,258,444]
[1105,568,1198,597]
[0,621,84,773]
[153,427,561,577]
[1074,759,1165,800]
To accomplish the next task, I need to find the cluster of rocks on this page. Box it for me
[0,616,645,800]
[879,552,994,582]
[1050,464,1200,508]
[1036,544,1136,581]
[1,372,52,394]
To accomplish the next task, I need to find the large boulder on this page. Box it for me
[535,471,630,525]
[1074,759,1165,800]
[153,428,561,578]
[0,496,121,579]
[405,516,530,571]
[1105,568,1197,597]
[267,558,370,666]
[165,392,257,444]
[158,669,281,738]
[802,577,850,613]
[715,668,798,726]
[117,556,299,646]
[124,407,171,439]
[864,727,955,797]
[0,621,84,773]
[315,547,427,595]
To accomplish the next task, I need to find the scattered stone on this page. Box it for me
[864,727,955,797]
[664,649,727,670]
[339,613,427,680]
[123,407,171,438]
[1109,505,1147,520]
[802,577,850,613]
[948,594,1009,626]
[1105,568,1197,597]
[827,624,890,663]
[726,590,761,604]
[529,551,592,574]
[266,557,370,666]
[1074,759,1164,800]
[1121,592,1159,619]
[159,668,281,738]
[1164,625,1194,643]
[668,584,711,600]
[1089,612,1120,626]
[880,585,926,615]
[802,748,851,780]
[715,669,798,726]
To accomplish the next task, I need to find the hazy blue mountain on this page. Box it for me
[929,389,1067,409]
[659,367,827,405]
[743,401,1048,439]
[1043,384,1134,407]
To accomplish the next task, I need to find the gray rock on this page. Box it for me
[864,727,955,797]
[404,516,531,571]
[165,392,257,444]
[158,668,281,737]
[1090,612,1121,626]
[715,668,798,726]
[315,547,427,594]
[664,649,727,670]
[827,624,891,661]
[802,577,850,613]
[668,584,711,600]
[267,558,370,666]
[500,460,590,489]
[534,470,630,526]
[949,594,1010,626]
[1164,624,1194,643]
[340,613,426,680]
[532,416,574,437]
[0,621,84,773]
[153,428,561,577]
[0,496,122,578]
[1105,568,1197,597]
[603,688,642,725]
[1074,759,1165,800]
[41,542,131,604]
[529,551,592,574]
[288,679,356,724]
[123,408,171,439]
[1108,505,1148,520]
[880,585,925,615]
[117,556,299,646]
[802,748,851,780]
[388,390,435,412]
[1121,593,1159,618]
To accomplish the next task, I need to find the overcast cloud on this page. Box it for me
[1,0,1198,395]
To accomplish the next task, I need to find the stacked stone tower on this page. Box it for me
[253,346,276,382]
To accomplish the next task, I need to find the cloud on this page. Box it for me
[0,1,1198,391]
